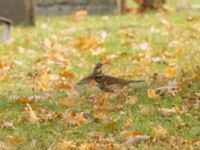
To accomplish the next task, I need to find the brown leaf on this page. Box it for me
[59,70,75,79]
[89,131,106,139]
[152,125,169,138]
[58,98,75,107]
[26,104,39,124]
[6,136,25,146]
[79,142,98,150]
[56,81,71,90]
[56,140,77,150]
[126,135,151,145]
[147,89,159,99]
[62,111,87,126]
[15,97,33,104]
[159,108,176,116]
[1,121,15,130]
[126,96,139,104]
[74,10,87,20]
[125,130,143,138]
[139,105,153,114]
[33,68,52,91]
[75,35,101,51]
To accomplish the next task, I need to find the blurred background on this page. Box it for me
[0,0,199,26]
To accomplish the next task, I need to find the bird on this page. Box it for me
[77,63,145,92]
[76,62,103,85]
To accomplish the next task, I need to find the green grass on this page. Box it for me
[0,1,200,149]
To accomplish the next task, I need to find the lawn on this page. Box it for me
[0,1,200,150]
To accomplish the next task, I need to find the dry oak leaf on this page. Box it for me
[0,70,7,81]
[159,108,177,116]
[75,35,100,51]
[79,142,98,150]
[126,135,151,146]
[147,88,159,99]
[56,140,77,150]
[59,70,75,79]
[126,96,139,104]
[62,111,87,126]
[1,121,15,130]
[6,136,25,146]
[33,68,52,91]
[26,104,39,124]
[58,98,76,107]
[152,125,169,138]
[74,10,87,20]
[56,81,71,90]
[15,97,33,104]
[164,66,177,77]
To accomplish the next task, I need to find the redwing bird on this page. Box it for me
[77,63,145,92]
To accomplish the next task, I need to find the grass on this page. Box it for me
[0,1,200,149]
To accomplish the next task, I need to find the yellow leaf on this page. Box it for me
[164,66,177,77]
[126,96,139,104]
[175,48,185,58]
[147,89,159,99]
[0,71,7,81]
[33,68,52,91]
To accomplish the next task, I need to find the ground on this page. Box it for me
[0,1,200,150]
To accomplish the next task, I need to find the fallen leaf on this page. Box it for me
[148,89,159,99]
[59,70,75,79]
[79,142,98,150]
[6,136,24,146]
[56,140,76,150]
[139,105,153,114]
[160,108,176,116]
[164,66,177,77]
[15,97,33,104]
[175,48,185,58]
[89,131,106,139]
[126,135,151,145]
[126,130,143,138]
[56,81,71,90]
[75,35,101,51]
[153,125,169,138]
[1,122,15,130]
[26,104,39,124]
[187,15,196,22]
[33,68,52,91]
[58,98,75,107]
[62,111,87,126]
[126,96,139,104]
[74,10,87,20]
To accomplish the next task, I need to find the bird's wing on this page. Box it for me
[98,82,114,93]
